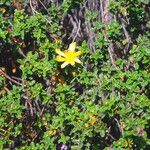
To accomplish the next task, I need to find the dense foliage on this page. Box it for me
[0,0,150,149]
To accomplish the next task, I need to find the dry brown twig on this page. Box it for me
[29,0,52,24]
[38,0,50,15]
[100,0,116,67]
[72,20,81,43]
[114,118,124,136]
[0,69,23,86]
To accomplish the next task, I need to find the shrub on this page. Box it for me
[0,0,150,149]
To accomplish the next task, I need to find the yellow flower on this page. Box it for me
[84,114,97,127]
[89,115,97,126]
[55,42,82,68]
[85,123,89,128]
[49,129,57,135]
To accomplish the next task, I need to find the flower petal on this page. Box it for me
[71,62,75,66]
[75,51,82,56]
[55,49,65,57]
[68,42,76,51]
[61,62,69,68]
[75,58,82,64]
[56,55,65,62]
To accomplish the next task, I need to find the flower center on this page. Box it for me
[65,51,77,63]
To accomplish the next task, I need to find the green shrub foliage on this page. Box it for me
[0,0,150,149]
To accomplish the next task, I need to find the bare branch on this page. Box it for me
[0,69,23,86]
[38,0,50,15]
[72,20,81,43]
[114,118,124,136]
[29,0,37,14]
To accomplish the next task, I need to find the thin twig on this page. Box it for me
[68,14,77,40]
[114,118,124,136]
[72,20,81,43]
[28,102,34,116]
[29,0,51,25]
[0,69,23,86]
[0,80,11,94]
[100,0,104,22]
[38,0,50,15]
[18,48,26,58]
[108,133,116,140]
[4,86,11,94]
[40,107,44,116]
[108,43,116,67]
[100,0,116,67]
[29,0,36,14]
[119,15,132,55]
[35,100,41,112]
[12,76,24,81]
